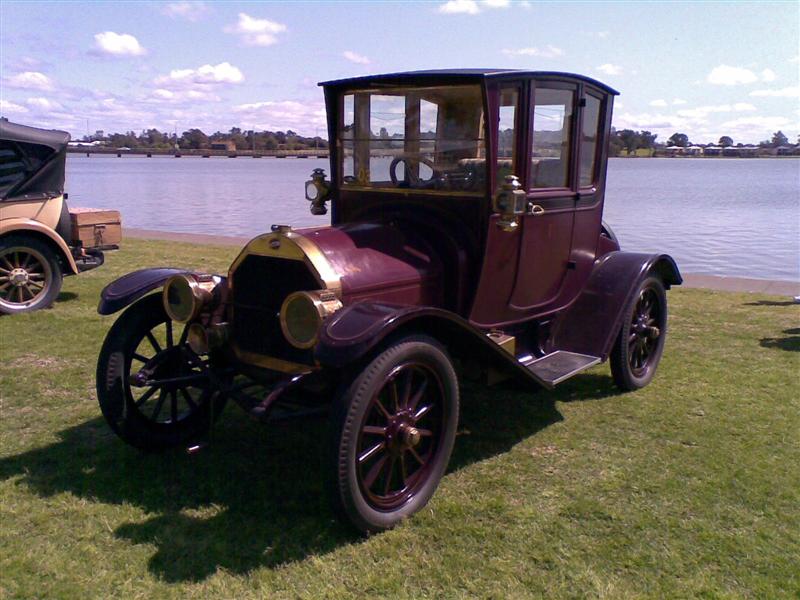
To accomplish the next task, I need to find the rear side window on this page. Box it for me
[530,87,574,189]
[579,94,602,187]
[0,141,27,198]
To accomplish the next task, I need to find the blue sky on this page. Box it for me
[1,1,798,144]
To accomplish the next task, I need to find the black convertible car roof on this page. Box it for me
[0,119,70,200]
[0,119,70,152]
[320,69,619,95]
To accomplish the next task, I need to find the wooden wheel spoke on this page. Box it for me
[409,447,424,465]
[0,256,14,271]
[150,389,167,420]
[358,441,386,464]
[374,397,392,420]
[132,352,151,364]
[399,454,408,487]
[383,456,396,496]
[390,379,400,412]
[416,428,433,437]
[145,331,162,354]
[180,388,197,409]
[400,370,413,408]
[166,321,174,348]
[134,385,158,407]
[414,403,433,421]
[363,455,387,489]
[179,324,189,346]
[408,377,428,412]
[362,425,387,436]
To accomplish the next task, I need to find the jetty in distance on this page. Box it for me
[67,147,330,158]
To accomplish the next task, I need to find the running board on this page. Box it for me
[518,351,601,388]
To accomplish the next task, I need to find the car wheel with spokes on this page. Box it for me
[0,235,63,314]
[610,276,668,391]
[329,335,459,533]
[96,293,226,451]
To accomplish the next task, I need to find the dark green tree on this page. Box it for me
[667,132,689,147]
[771,131,789,147]
[718,136,733,147]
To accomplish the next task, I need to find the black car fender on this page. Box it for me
[97,267,193,315]
[315,302,551,387]
[550,251,682,359]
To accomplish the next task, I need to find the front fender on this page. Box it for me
[97,267,191,315]
[316,302,551,388]
[551,251,682,359]
[0,217,79,274]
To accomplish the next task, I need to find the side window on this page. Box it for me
[530,87,574,189]
[0,141,28,198]
[496,88,518,190]
[340,94,355,181]
[579,94,602,187]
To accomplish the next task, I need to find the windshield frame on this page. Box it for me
[333,84,490,198]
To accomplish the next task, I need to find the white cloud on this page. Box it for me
[154,62,244,88]
[439,0,480,14]
[439,0,509,14]
[749,85,800,98]
[232,100,326,135]
[649,99,668,107]
[789,54,800,64]
[720,116,790,130]
[343,50,370,65]
[672,98,687,105]
[597,63,622,75]
[596,30,610,39]
[150,88,221,103]
[706,65,757,86]
[93,31,146,56]
[161,1,209,21]
[676,103,756,119]
[224,12,286,46]
[0,99,29,113]
[760,68,776,82]
[6,71,54,91]
[502,45,564,59]
[26,97,63,110]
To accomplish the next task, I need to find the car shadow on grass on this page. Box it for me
[760,328,800,352]
[0,372,621,582]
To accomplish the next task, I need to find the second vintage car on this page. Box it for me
[95,69,681,533]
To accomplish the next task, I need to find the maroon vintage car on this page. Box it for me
[96,69,681,533]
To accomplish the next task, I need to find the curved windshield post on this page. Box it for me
[338,85,486,195]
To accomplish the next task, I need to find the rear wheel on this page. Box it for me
[96,294,225,451]
[329,335,459,533]
[0,235,63,314]
[610,276,668,391]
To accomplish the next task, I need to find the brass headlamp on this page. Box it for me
[280,289,342,349]
[162,273,220,323]
[493,174,527,232]
[305,168,331,215]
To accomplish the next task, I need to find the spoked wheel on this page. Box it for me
[96,293,225,451]
[610,276,668,391]
[330,335,459,533]
[0,235,62,314]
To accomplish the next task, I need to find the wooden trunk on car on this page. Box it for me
[69,207,122,248]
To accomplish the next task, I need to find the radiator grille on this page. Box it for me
[231,255,321,363]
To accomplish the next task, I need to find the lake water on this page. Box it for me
[65,155,800,281]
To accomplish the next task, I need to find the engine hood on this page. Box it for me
[231,222,443,307]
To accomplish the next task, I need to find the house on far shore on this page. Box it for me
[703,145,722,156]
[775,145,795,156]
[685,145,703,156]
[209,140,236,152]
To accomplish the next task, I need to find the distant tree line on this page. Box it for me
[84,127,329,151]
[609,129,793,155]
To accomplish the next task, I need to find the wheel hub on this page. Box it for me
[9,268,29,286]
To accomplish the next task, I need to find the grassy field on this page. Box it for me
[1,238,798,599]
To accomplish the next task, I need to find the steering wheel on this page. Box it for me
[389,154,438,187]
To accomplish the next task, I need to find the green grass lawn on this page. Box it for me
[1,238,798,599]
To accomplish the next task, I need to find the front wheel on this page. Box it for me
[329,335,459,533]
[96,294,225,451]
[610,276,668,391]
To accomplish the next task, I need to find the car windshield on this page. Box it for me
[339,85,486,194]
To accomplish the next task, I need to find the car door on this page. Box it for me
[509,82,578,312]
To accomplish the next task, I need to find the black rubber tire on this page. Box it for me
[96,293,225,452]
[0,234,63,314]
[610,276,668,391]
[328,335,459,533]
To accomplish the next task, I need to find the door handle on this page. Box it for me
[528,204,545,216]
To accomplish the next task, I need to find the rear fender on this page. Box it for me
[98,267,193,315]
[551,251,681,359]
[0,218,79,274]
[316,302,549,387]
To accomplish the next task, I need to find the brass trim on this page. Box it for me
[232,344,317,375]
[228,229,342,298]
[280,289,344,349]
[162,273,216,323]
